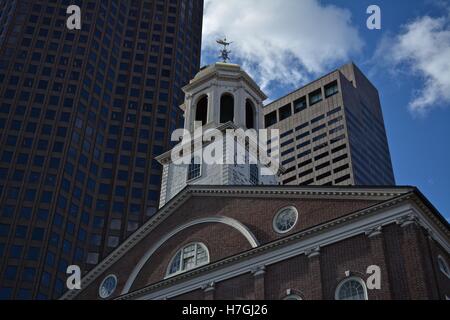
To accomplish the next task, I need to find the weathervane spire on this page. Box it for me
[216,37,232,63]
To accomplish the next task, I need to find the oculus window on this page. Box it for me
[273,206,298,234]
[99,274,117,299]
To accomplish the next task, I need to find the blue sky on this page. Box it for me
[200,0,450,220]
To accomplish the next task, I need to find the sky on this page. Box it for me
[200,0,450,220]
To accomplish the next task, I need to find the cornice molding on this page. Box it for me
[397,213,419,228]
[183,63,267,101]
[201,281,215,293]
[365,226,383,238]
[251,265,266,277]
[305,247,321,258]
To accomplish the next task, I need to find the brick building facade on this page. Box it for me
[62,185,450,300]
[62,62,449,301]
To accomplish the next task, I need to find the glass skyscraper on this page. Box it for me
[0,0,203,299]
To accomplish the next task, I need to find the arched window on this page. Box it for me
[246,99,255,129]
[220,93,234,123]
[166,243,209,277]
[195,95,208,126]
[438,256,450,278]
[335,277,368,300]
[283,294,303,300]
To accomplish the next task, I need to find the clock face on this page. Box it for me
[99,275,117,299]
[274,207,298,233]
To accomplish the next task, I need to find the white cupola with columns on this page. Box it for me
[156,62,281,208]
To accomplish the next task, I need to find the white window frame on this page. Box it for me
[98,274,118,299]
[273,206,299,234]
[335,276,368,300]
[283,294,303,300]
[165,242,210,278]
[438,255,450,279]
[187,157,202,182]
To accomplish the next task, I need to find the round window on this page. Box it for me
[99,274,117,299]
[273,206,298,234]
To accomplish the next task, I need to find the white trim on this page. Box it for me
[409,204,450,253]
[273,206,298,234]
[283,294,303,300]
[98,274,118,299]
[186,157,203,182]
[121,216,259,294]
[123,204,415,300]
[335,276,368,300]
[437,255,450,279]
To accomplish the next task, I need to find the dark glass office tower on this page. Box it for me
[0,0,203,299]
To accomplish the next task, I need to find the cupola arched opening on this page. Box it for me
[195,95,208,126]
[246,99,256,129]
[220,93,234,124]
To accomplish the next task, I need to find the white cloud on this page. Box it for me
[377,14,450,115]
[202,0,363,93]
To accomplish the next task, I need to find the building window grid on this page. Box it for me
[250,164,259,185]
[284,107,345,182]
[0,0,202,300]
[187,158,201,182]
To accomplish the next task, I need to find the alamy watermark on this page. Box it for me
[65,5,382,32]
[367,5,381,30]
[66,5,81,30]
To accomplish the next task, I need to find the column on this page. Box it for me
[202,282,215,300]
[398,214,431,299]
[305,247,323,300]
[209,84,219,124]
[251,265,266,300]
[365,226,392,299]
[184,94,193,132]
[235,88,245,128]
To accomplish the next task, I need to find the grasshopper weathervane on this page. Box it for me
[216,37,232,63]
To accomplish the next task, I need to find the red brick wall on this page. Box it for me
[171,289,204,300]
[382,224,410,299]
[214,273,255,300]
[167,223,447,301]
[320,233,387,300]
[130,222,253,292]
[73,195,448,301]
[423,233,450,299]
[75,195,377,299]
[265,255,310,300]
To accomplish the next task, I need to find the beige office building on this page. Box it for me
[263,63,395,186]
